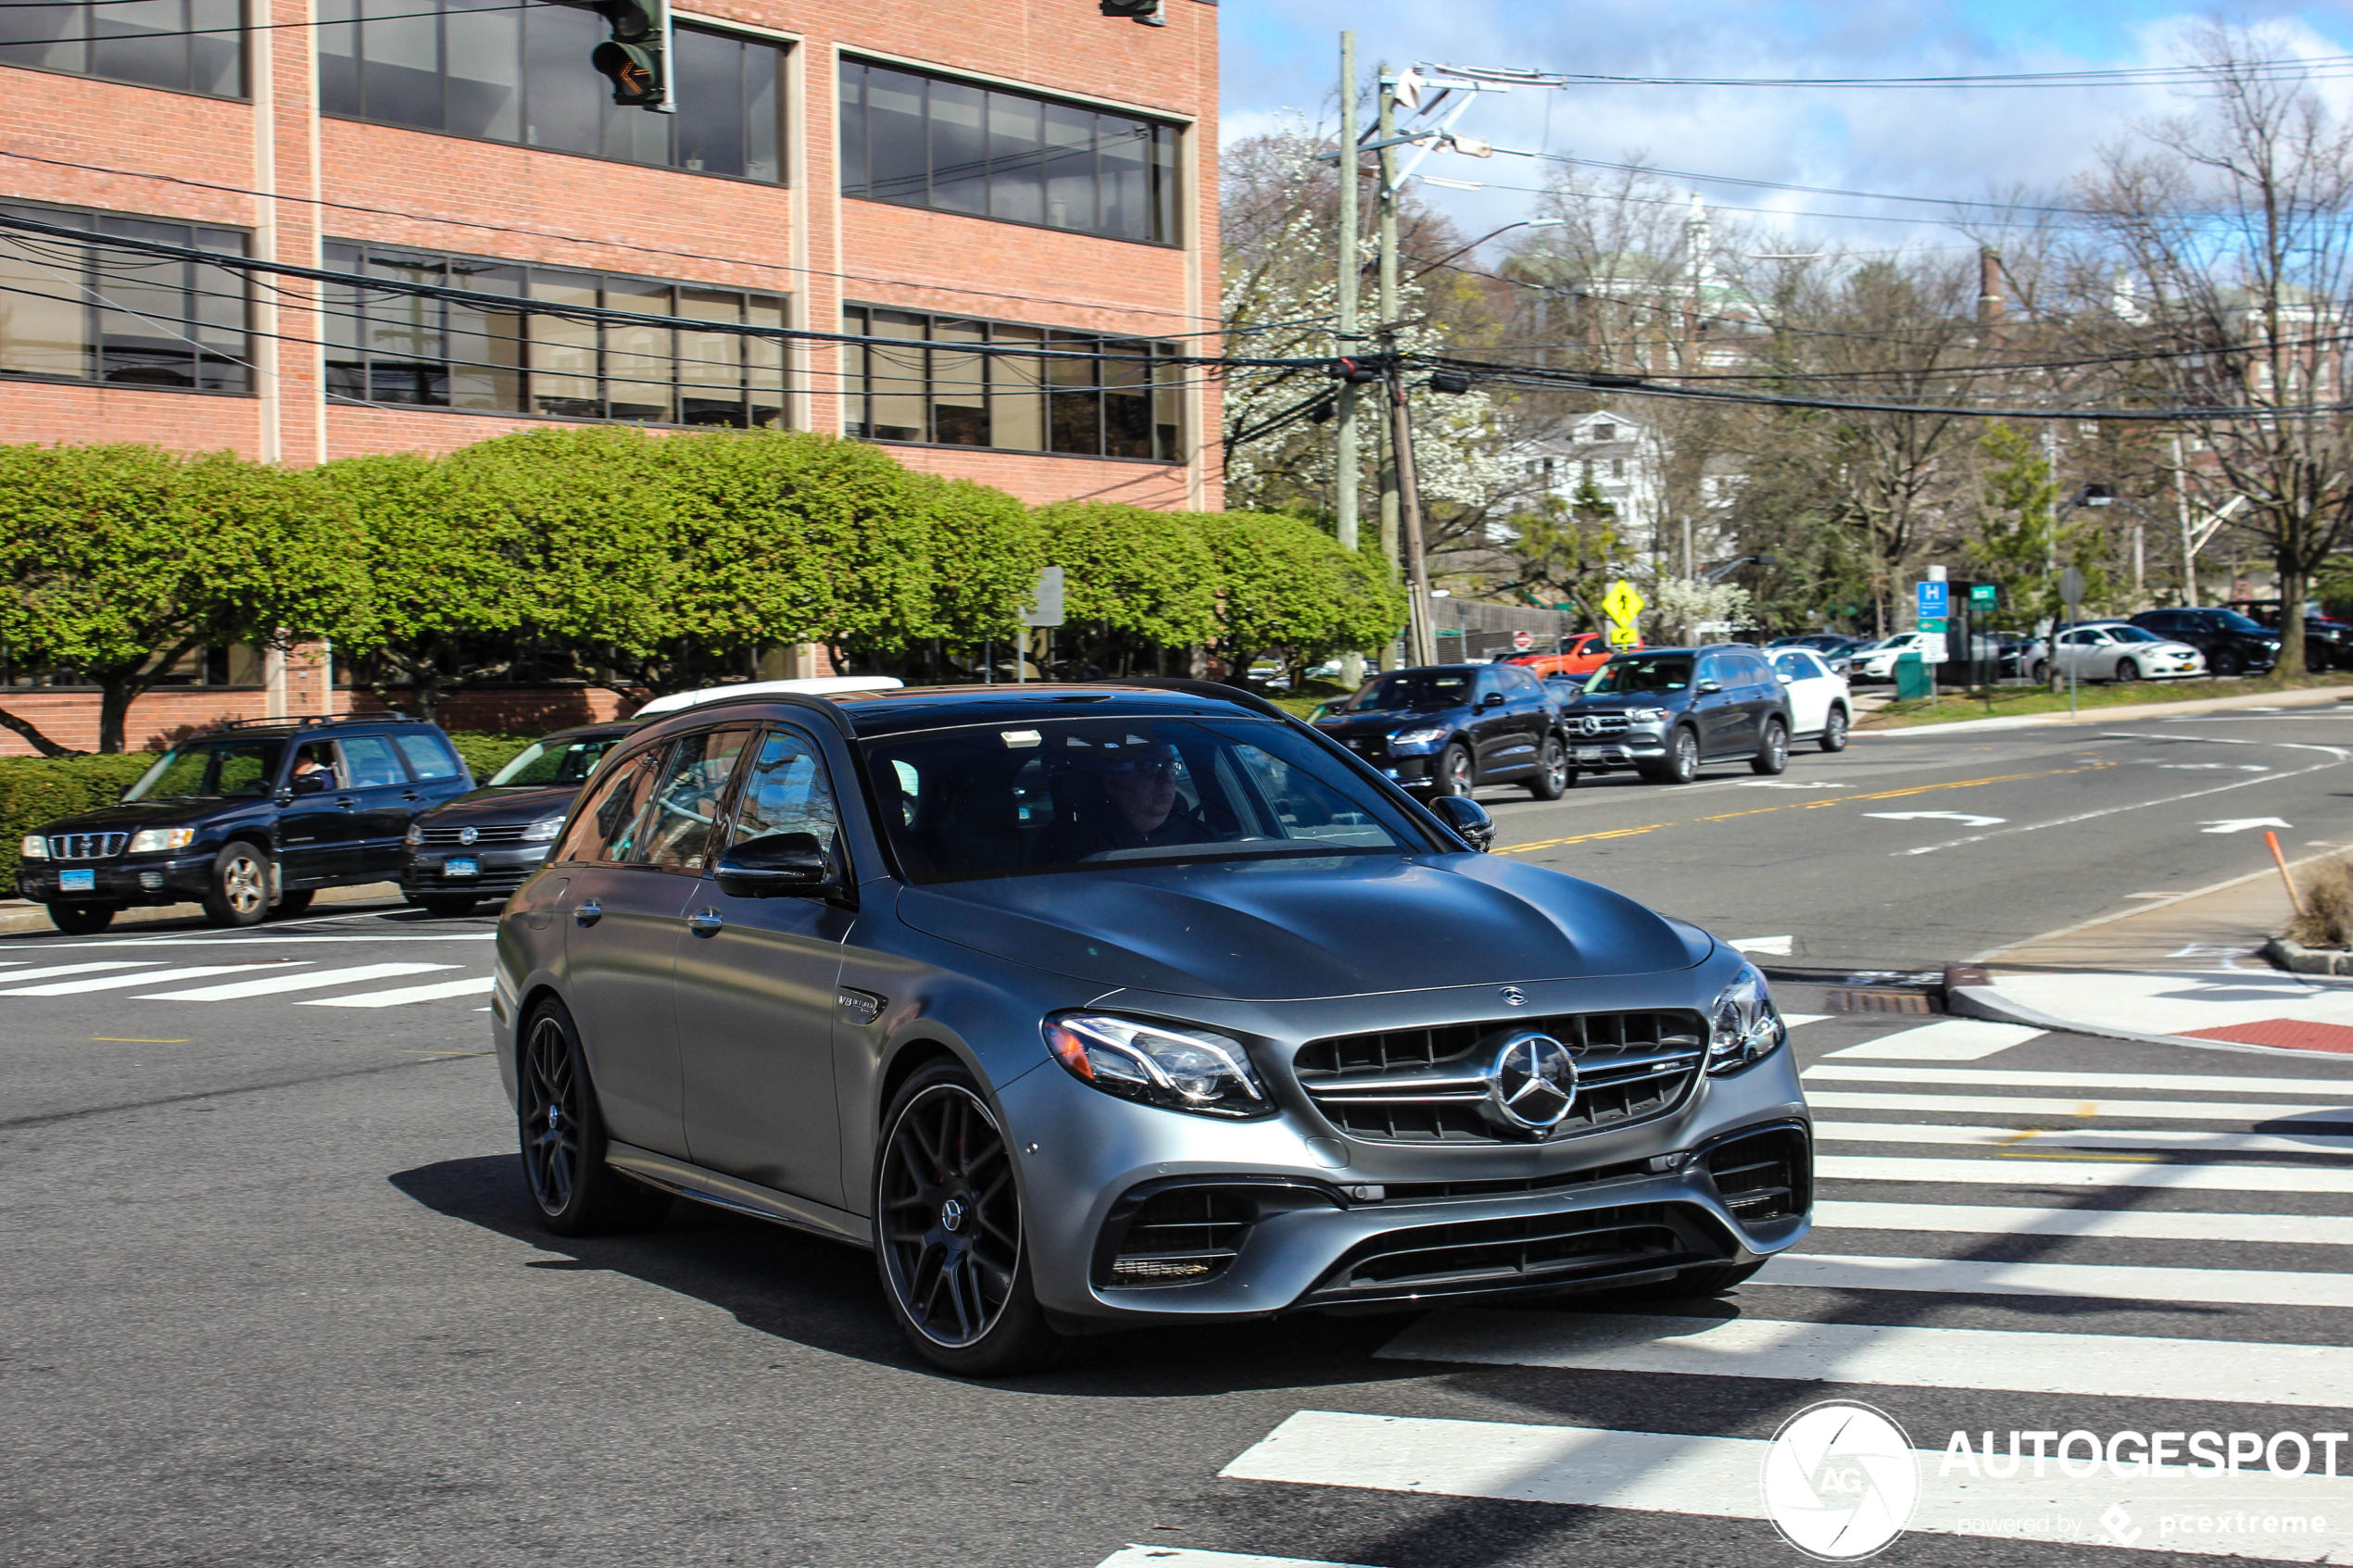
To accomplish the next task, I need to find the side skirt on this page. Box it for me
[606,1141,874,1248]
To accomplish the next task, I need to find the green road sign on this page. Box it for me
[1919,617,1946,633]
[1969,583,1998,607]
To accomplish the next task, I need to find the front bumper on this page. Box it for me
[401,844,550,897]
[17,852,215,907]
[995,986,1811,1326]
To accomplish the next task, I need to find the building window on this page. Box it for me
[1612,458,1626,480]
[323,241,786,426]
[0,202,248,391]
[320,1,785,183]
[838,59,1178,245]
[1592,422,1616,442]
[841,306,1183,462]
[0,0,243,97]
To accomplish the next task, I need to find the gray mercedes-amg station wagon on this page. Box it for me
[491,681,1810,1374]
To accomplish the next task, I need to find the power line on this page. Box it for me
[1425,53,2353,91]
[0,0,533,43]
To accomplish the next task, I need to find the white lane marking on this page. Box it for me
[1759,1251,2353,1308]
[1806,1090,2353,1123]
[1819,1153,2353,1192]
[1780,1012,1831,1028]
[1728,935,1793,955]
[1821,1019,2041,1060]
[2203,816,2294,834]
[1736,781,1853,789]
[1815,1198,2353,1244]
[1096,1550,1375,1568]
[1864,810,2006,827]
[138,962,456,1000]
[1818,1120,2353,1154]
[1381,1310,2353,1406]
[1221,1411,2353,1560]
[300,975,495,1008]
[0,960,166,985]
[0,964,300,997]
[1806,1063,2353,1096]
[0,935,499,951]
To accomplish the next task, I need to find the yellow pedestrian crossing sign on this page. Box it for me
[1600,580,1644,648]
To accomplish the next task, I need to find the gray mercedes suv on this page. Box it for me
[491,681,1810,1374]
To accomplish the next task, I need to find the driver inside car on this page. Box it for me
[1034,739,1221,863]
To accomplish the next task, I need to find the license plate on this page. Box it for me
[59,869,94,891]
[1576,748,1608,763]
[445,857,478,878]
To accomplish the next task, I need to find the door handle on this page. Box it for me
[573,900,602,926]
[686,909,724,935]
[402,791,422,802]
[336,797,359,809]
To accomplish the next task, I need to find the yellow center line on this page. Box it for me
[1500,761,2117,855]
[1996,1127,2044,1145]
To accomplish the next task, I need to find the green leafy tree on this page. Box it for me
[1969,424,2112,631]
[1491,476,1624,632]
[1189,510,1405,684]
[898,471,1047,646]
[1037,501,1220,675]
[0,445,344,753]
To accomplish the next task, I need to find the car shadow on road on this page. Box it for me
[388,1153,1428,1397]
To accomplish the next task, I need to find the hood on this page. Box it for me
[36,798,236,834]
[895,853,1708,1002]
[416,783,580,827]
[1562,691,1676,712]
[1315,709,1465,737]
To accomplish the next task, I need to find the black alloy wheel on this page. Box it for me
[2115,658,2140,683]
[1528,736,1570,800]
[1749,720,1790,776]
[516,1001,671,1236]
[201,843,271,928]
[1435,744,1476,798]
[2213,648,2245,677]
[46,902,118,935]
[875,1064,1063,1375]
[1818,705,1850,753]
[271,889,316,918]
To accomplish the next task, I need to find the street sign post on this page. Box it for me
[1016,566,1065,684]
[1915,581,1948,622]
[1511,630,1533,653]
[2057,565,2086,717]
[1969,583,1998,608]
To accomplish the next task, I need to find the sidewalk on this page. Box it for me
[0,882,408,936]
[1856,681,2353,738]
[1952,854,2353,1055]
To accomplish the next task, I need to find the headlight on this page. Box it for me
[405,822,425,847]
[1707,966,1786,1074]
[126,827,194,855]
[1044,1013,1273,1119]
[19,834,46,859]
[1390,727,1449,750]
[522,816,566,841]
[1622,707,1666,723]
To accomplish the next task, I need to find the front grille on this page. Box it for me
[1304,1200,1723,1303]
[1562,712,1634,738]
[1294,1010,1706,1144]
[47,832,128,861]
[1379,1157,1652,1204]
[416,823,527,846]
[1703,1124,1811,1225]
[1341,736,1389,758]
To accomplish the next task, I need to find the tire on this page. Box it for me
[515,999,673,1237]
[2213,649,2245,677]
[46,902,118,935]
[1657,727,1700,785]
[1433,743,1475,798]
[1749,719,1789,776]
[1526,736,1569,800]
[1818,704,1850,754]
[2115,658,2140,684]
[200,843,271,928]
[875,1062,1065,1377]
[419,894,481,918]
[2030,661,2049,684]
[271,889,315,918]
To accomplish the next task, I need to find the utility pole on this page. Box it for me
[2171,433,2199,607]
[1334,32,1364,689]
[1376,64,1403,670]
[1389,360,1438,666]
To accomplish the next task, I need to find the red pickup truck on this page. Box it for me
[1499,632,1628,682]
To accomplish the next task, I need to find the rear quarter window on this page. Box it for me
[393,732,463,781]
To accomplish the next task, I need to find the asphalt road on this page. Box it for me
[1474,702,2353,972]
[9,723,2353,1567]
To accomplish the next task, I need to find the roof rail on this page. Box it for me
[1122,677,1296,723]
[632,686,859,740]
[207,712,427,732]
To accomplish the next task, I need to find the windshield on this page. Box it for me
[489,734,623,787]
[123,739,285,801]
[1340,671,1472,713]
[1584,655,1694,696]
[2210,608,2271,634]
[865,717,1428,883]
[2104,625,2162,644]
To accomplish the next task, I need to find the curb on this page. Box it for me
[1856,684,2353,738]
[1945,980,2353,1060]
[0,882,407,936]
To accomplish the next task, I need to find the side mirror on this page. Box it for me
[1695,680,1723,695]
[1778,673,1795,685]
[714,831,839,898]
[289,773,328,796]
[1428,794,1495,853]
[1480,691,1505,709]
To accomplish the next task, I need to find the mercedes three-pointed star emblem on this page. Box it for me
[1485,1031,1579,1135]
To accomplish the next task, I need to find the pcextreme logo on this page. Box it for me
[1763,1400,1920,1561]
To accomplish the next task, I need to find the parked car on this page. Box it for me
[1768,646,1854,751]
[1500,632,1623,682]
[16,715,474,935]
[493,679,1811,1374]
[1767,634,1861,677]
[1315,663,1570,798]
[2127,608,2281,677]
[1850,632,1939,683]
[1555,645,1795,784]
[401,723,635,917]
[2021,621,2206,684]
[2221,600,2353,670]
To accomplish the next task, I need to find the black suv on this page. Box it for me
[16,715,475,935]
[2128,608,2282,677]
[401,722,634,916]
[1313,663,1570,798]
[1555,645,1794,784]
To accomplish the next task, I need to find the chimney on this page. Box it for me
[1976,247,2006,338]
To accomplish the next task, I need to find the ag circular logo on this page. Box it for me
[458,825,480,846]
[1762,1400,1919,1562]
[1484,1030,1578,1133]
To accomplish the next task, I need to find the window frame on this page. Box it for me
[720,722,850,877]
[0,0,248,101]
[0,199,253,396]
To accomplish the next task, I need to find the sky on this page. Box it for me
[1215,0,2353,261]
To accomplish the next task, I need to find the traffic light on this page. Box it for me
[1099,0,1166,22]
[592,0,671,111]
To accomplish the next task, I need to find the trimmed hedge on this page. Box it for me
[443,731,541,783]
[0,754,154,886]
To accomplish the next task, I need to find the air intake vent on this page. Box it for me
[1304,1200,1727,1303]
[1702,1124,1811,1225]
[1098,1185,1255,1288]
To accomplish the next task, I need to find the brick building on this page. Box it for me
[0,0,1221,751]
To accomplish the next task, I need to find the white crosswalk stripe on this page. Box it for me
[0,963,304,996]
[300,975,496,1008]
[138,962,456,1000]
[0,960,170,985]
[1183,1010,2353,1565]
[0,948,493,1010]
[1096,1550,1370,1568]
